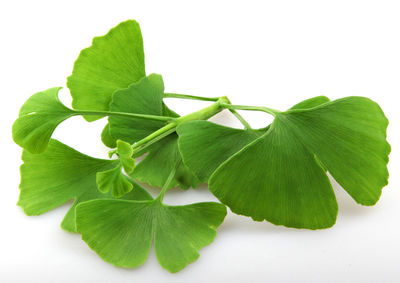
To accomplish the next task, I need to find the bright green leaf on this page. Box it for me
[101,124,117,148]
[18,139,152,232]
[289,95,330,110]
[108,74,199,189]
[12,87,74,153]
[132,133,201,189]
[109,74,166,143]
[96,165,133,198]
[67,20,146,121]
[117,140,133,157]
[210,97,390,229]
[177,96,331,182]
[76,199,226,272]
[116,140,135,173]
[177,122,264,182]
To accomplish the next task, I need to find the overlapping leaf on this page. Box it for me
[209,97,390,229]
[177,96,330,182]
[67,20,146,121]
[76,198,226,272]
[18,139,152,232]
[12,87,74,153]
[108,74,200,189]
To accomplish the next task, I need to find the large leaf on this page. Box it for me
[177,122,264,182]
[12,87,74,153]
[18,139,152,232]
[209,97,390,229]
[76,199,226,272]
[177,96,330,182]
[67,20,146,121]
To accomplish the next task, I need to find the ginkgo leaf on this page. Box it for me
[67,20,146,121]
[76,199,226,272]
[131,133,201,189]
[209,97,390,229]
[177,96,330,182]
[108,74,199,189]
[96,166,133,198]
[12,87,74,153]
[108,74,167,143]
[289,95,330,110]
[101,124,117,148]
[116,140,135,173]
[177,122,264,182]
[18,139,152,232]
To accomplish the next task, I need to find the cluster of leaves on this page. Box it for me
[12,20,390,272]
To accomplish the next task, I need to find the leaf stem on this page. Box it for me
[220,103,281,117]
[228,109,252,129]
[109,97,231,157]
[74,110,175,122]
[164,93,220,102]
[155,159,181,203]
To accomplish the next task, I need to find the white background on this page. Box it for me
[1,1,399,282]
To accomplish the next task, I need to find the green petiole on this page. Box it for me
[74,109,174,122]
[220,103,281,117]
[164,92,220,102]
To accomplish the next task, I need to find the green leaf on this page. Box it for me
[131,133,201,189]
[289,95,330,110]
[177,96,330,182]
[12,87,74,153]
[116,140,135,173]
[177,122,264,182]
[18,139,152,232]
[108,73,199,189]
[117,140,133,157]
[209,97,390,229]
[96,166,133,198]
[67,20,146,121]
[108,74,166,143]
[101,124,117,148]
[76,199,226,272]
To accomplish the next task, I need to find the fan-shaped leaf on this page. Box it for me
[18,139,152,232]
[12,87,74,153]
[209,97,390,229]
[177,96,330,182]
[76,199,226,272]
[67,20,146,121]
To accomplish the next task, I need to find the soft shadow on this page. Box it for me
[328,173,377,217]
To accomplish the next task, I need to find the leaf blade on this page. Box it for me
[67,20,146,121]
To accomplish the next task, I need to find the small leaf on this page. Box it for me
[121,158,135,174]
[177,96,330,182]
[116,140,135,173]
[67,20,146,121]
[209,97,390,229]
[18,139,151,232]
[76,199,226,272]
[117,140,133,157]
[101,124,117,148]
[96,166,133,198]
[12,87,74,153]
